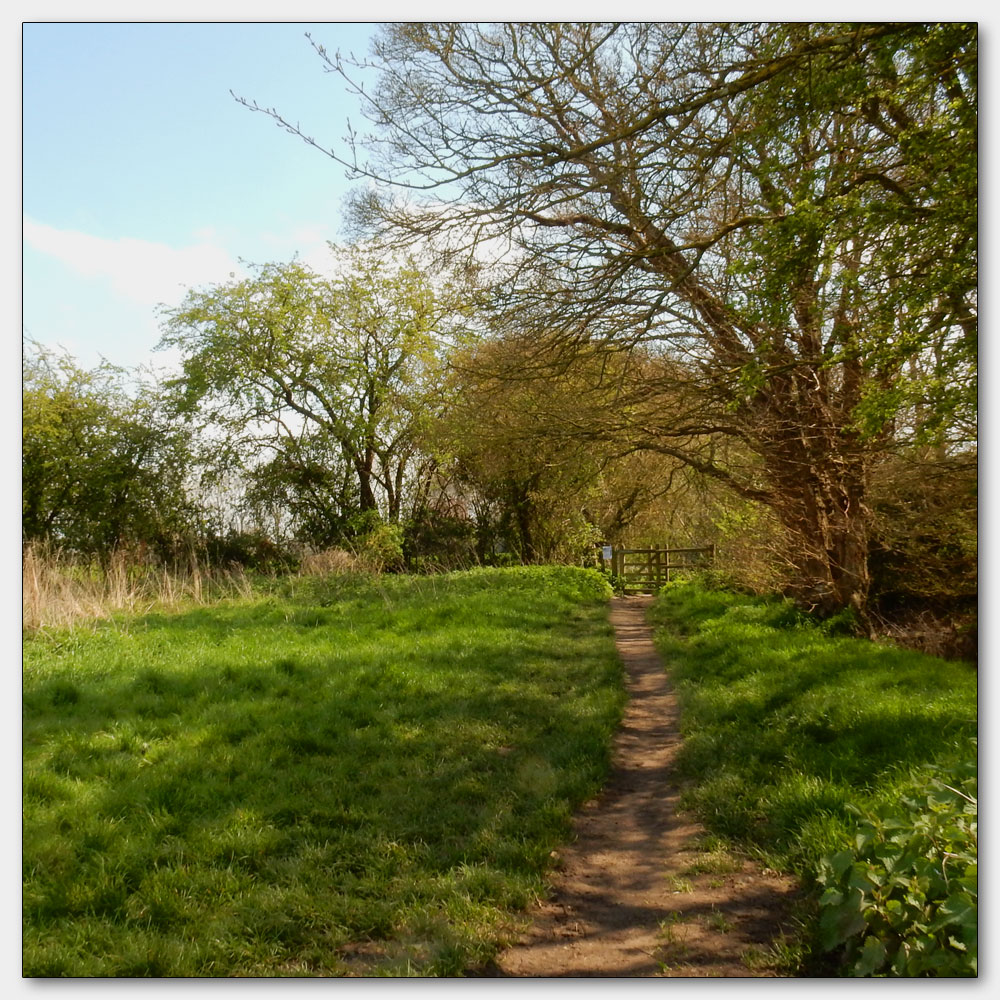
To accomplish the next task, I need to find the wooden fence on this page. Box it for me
[598,544,715,593]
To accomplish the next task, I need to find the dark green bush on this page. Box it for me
[202,530,297,573]
[816,754,977,977]
[402,511,477,571]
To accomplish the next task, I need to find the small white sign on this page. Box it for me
[602,546,613,561]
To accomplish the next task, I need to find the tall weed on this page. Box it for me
[22,542,254,630]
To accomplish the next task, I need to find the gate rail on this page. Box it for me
[598,544,715,593]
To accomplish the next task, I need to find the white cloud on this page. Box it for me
[22,216,246,308]
[244,223,342,277]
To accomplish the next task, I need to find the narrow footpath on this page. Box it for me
[492,595,799,977]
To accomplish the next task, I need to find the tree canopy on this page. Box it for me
[22,343,196,560]
[250,21,976,615]
[22,22,976,632]
[160,246,471,540]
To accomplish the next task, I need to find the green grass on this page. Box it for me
[648,582,977,872]
[648,581,977,971]
[23,566,624,977]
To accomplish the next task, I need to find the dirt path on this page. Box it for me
[491,595,800,977]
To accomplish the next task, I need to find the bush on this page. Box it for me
[815,754,977,977]
[203,530,297,573]
[402,511,477,572]
[356,520,405,572]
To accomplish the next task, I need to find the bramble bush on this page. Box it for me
[815,753,977,977]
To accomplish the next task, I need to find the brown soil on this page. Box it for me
[489,595,801,978]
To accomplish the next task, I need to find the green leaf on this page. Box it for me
[827,849,856,882]
[819,887,868,950]
[854,935,888,976]
[855,829,875,853]
[819,887,844,907]
[929,892,977,934]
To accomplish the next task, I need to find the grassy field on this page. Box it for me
[23,566,624,977]
[648,580,978,973]
[648,581,977,870]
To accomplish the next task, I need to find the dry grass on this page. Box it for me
[22,543,255,631]
[22,543,382,631]
[298,547,365,576]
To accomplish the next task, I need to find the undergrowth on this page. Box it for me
[815,759,977,976]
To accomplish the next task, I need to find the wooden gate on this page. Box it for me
[599,544,715,593]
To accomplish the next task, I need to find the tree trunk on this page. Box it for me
[355,447,378,513]
[771,449,873,623]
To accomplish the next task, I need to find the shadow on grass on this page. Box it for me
[23,568,625,976]
[650,586,977,872]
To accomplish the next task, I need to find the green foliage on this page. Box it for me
[201,529,297,573]
[239,433,361,549]
[816,757,977,977]
[22,342,197,560]
[324,22,977,614]
[401,511,477,572]
[159,245,468,537]
[23,567,622,976]
[816,605,863,638]
[868,451,977,613]
[433,336,686,567]
[356,519,405,572]
[649,580,977,974]
[845,23,977,447]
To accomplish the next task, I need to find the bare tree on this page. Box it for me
[243,22,976,617]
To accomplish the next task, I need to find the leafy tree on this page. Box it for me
[255,22,976,616]
[435,335,601,561]
[239,430,360,548]
[160,246,469,543]
[432,334,702,563]
[22,342,196,560]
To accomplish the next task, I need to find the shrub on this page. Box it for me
[815,754,977,977]
[357,521,405,572]
[402,511,477,571]
[203,530,297,573]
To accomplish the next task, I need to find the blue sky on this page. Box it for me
[23,20,380,373]
[22,10,991,375]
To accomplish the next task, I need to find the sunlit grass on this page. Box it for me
[23,566,624,977]
[648,583,976,874]
[648,580,977,975]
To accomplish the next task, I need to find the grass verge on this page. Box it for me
[648,580,977,974]
[23,566,624,977]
